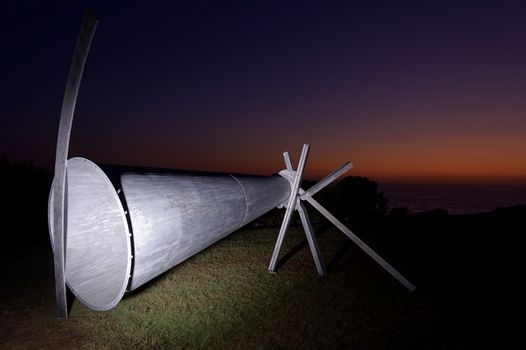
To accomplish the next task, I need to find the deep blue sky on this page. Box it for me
[3,1,526,182]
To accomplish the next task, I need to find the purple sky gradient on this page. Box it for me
[3,1,526,183]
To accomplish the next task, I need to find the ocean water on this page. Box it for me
[379,183,526,215]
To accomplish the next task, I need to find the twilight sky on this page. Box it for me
[2,1,526,183]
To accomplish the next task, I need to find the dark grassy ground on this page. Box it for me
[1,207,525,349]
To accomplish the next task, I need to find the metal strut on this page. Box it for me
[269,144,416,292]
[51,9,98,319]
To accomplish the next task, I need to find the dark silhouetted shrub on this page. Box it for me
[0,158,52,243]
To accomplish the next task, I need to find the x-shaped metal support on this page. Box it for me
[269,144,416,292]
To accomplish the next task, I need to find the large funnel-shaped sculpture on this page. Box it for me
[49,10,291,315]
[49,158,290,311]
[50,10,414,318]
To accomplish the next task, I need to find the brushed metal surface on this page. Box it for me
[119,171,290,290]
[49,160,291,310]
[49,158,132,311]
[232,175,291,224]
[51,10,98,318]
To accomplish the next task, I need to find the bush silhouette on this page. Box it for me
[0,158,52,243]
[320,176,388,221]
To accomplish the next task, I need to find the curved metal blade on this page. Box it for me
[51,9,98,319]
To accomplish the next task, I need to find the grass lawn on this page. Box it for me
[1,211,524,349]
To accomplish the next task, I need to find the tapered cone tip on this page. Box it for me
[49,158,132,311]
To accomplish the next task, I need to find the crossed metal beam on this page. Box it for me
[269,144,416,292]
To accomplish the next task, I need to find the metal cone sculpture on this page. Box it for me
[49,11,414,319]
